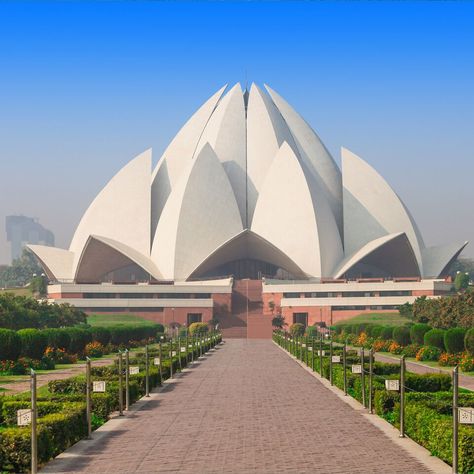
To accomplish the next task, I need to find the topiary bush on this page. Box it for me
[42,328,71,351]
[465,328,474,356]
[305,326,318,338]
[416,345,442,362]
[0,328,21,361]
[444,327,466,354]
[188,322,209,336]
[392,326,411,346]
[289,323,305,337]
[380,326,394,341]
[17,328,48,360]
[409,323,431,345]
[90,327,111,346]
[64,327,92,354]
[370,325,384,339]
[423,328,446,350]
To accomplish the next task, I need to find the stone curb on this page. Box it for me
[273,340,451,474]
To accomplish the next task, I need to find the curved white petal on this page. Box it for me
[27,245,74,282]
[252,142,343,277]
[151,85,227,238]
[246,83,297,225]
[188,230,307,280]
[69,149,152,274]
[75,235,162,283]
[333,233,420,279]
[151,143,243,280]
[265,84,343,236]
[195,83,247,226]
[342,147,424,273]
[422,241,468,278]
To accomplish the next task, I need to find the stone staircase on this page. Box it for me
[220,279,273,339]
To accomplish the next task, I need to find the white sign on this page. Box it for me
[129,366,139,375]
[93,381,106,393]
[351,364,362,374]
[385,379,400,391]
[317,350,325,356]
[308,347,313,351]
[331,355,341,363]
[188,344,193,348]
[180,347,186,353]
[459,407,474,424]
[171,351,177,357]
[153,357,161,366]
[17,409,31,426]
[302,343,306,348]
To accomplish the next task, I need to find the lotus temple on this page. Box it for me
[28,83,467,337]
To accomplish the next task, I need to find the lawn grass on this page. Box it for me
[86,313,157,327]
[0,286,33,297]
[334,312,412,326]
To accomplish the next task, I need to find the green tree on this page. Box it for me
[454,271,470,292]
[271,314,286,328]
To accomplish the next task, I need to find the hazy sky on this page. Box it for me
[0,2,473,264]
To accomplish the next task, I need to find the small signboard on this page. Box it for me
[317,350,325,356]
[308,347,313,351]
[17,409,31,426]
[129,366,139,375]
[93,381,106,393]
[332,355,341,363]
[188,344,193,348]
[351,364,362,374]
[302,343,306,348]
[385,379,400,391]
[180,347,186,353]
[154,357,161,366]
[171,351,177,357]
[458,407,474,424]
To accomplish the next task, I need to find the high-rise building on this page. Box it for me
[5,215,54,263]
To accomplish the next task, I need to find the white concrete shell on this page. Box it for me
[151,85,226,238]
[246,83,297,225]
[151,143,243,281]
[265,85,343,236]
[342,147,425,273]
[69,149,152,274]
[75,235,162,283]
[27,245,74,282]
[333,233,420,279]
[252,142,343,277]
[422,242,468,278]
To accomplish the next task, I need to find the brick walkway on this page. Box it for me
[42,340,434,473]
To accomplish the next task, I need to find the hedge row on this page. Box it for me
[333,323,473,355]
[0,324,165,362]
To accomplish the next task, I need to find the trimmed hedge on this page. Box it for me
[444,328,466,354]
[0,329,21,361]
[465,328,474,356]
[289,323,305,337]
[188,322,208,336]
[381,326,394,341]
[424,328,446,350]
[17,329,48,360]
[410,323,431,345]
[392,326,411,346]
[42,328,71,351]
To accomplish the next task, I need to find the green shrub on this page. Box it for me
[416,345,442,361]
[424,328,446,350]
[405,373,451,392]
[380,326,394,341]
[410,323,431,345]
[63,327,92,354]
[42,328,71,350]
[374,389,399,415]
[0,328,21,361]
[305,326,318,338]
[465,328,474,356]
[392,326,411,346]
[90,327,111,346]
[289,323,305,337]
[401,343,421,357]
[17,328,48,359]
[370,325,384,339]
[188,322,209,336]
[444,327,466,354]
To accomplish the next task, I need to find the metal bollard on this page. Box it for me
[311,337,315,371]
[305,336,309,366]
[145,345,150,397]
[399,355,405,437]
[158,341,163,384]
[31,369,37,474]
[368,349,374,414]
[86,357,92,438]
[118,352,124,415]
[169,339,174,378]
[191,336,194,363]
[361,348,366,408]
[329,338,333,385]
[452,366,459,473]
[319,334,323,376]
[343,341,347,396]
[178,337,182,371]
[125,349,130,411]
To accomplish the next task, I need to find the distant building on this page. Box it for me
[6,216,54,263]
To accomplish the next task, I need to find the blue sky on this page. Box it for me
[0,1,473,263]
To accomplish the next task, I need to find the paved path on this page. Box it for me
[43,340,436,474]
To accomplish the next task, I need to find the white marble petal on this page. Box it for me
[27,245,74,282]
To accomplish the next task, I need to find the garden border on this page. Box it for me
[272,340,451,474]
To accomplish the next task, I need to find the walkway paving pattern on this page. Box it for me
[43,340,433,473]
